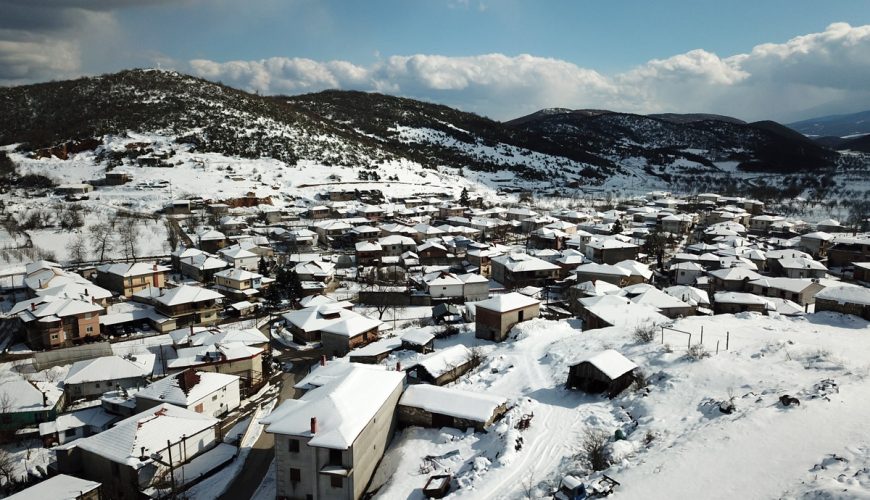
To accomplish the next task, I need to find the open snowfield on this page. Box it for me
[368,312,870,499]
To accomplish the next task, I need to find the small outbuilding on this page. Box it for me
[398,384,508,432]
[567,349,637,398]
[406,345,476,386]
[474,292,540,342]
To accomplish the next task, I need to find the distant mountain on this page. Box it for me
[0,70,846,197]
[787,110,870,138]
[504,109,837,174]
[648,113,746,125]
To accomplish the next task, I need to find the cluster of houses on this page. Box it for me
[4,185,870,499]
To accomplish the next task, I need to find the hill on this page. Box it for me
[788,110,870,138]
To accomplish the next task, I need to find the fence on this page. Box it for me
[660,325,731,355]
[32,341,114,370]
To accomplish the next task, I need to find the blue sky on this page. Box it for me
[3,1,870,121]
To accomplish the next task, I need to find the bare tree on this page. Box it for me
[521,467,536,499]
[117,220,142,261]
[89,222,115,262]
[164,219,180,252]
[67,232,88,264]
[0,447,15,485]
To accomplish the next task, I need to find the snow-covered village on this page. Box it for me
[3,4,870,500]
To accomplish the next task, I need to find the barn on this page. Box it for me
[397,385,508,432]
[566,349,637,398]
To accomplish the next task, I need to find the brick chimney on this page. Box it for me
[310,417,318,434]
[396,361,401,371]
[178,369,201,395]
[30,302,36,311]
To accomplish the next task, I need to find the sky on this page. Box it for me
[2,0,870,122]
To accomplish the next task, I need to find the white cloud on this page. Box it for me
[185,22,870,121]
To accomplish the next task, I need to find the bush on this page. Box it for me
[687,343,709,361]
[580,429,610,472]
[632,323,657,343]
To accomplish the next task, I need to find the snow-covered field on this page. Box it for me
[365,311,870,499]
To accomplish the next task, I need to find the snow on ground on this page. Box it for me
[371,311,870,499]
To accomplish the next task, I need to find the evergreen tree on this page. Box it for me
[459,187,470,206]
[611,218,624,235]
[258,256,268,276]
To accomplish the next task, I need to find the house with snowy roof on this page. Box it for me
[213,267,266,300]
[828,236,870,268]
[8,294,103,349]
[153,284,224,327]
[38,405,117,446]
[777,257,827,279]
[584,238,640,265]
[63,354,155,400]
[398,384,508,432]
[748,277,825,306]
[491,253,560,289]
[178,251,229,283]
[56,403,220,499]
[573,262,632,287]
[814,286,870,320]
[135,369,240,417]
[576,295,669,331]
[165,343,265,394]
[95,262,170,298]
[406,345,477,386]
[473,292,540,342]
[567,349,638,398]
[283,304,381,349]
[0,377,64,431]
[712,292,772,314]
[218,244,259,270]
[262,364,405,500]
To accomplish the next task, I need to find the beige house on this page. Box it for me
[474,292,540,342]
[95,262,170,298]
[263,365,405,500]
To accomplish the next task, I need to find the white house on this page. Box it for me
[263,365,405,500]
[64,354,155,400]
[134,369,241,417]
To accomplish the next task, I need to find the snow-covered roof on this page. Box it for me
[263,365,404,449]
[779,257,827,271]
[713,292,772,306]
[214,267,262,281]
[474,292,540,313]
[492,253,560,273]
[663,286,711,306]
[97,262,170,277]
[708,267,762,281]
[574,262,631,277]
[136,371,239,406]
[614,260,653,279]
[65,354,155,385]
[815,285,870,306]
[0,378,62,413]
[578,349,638,379]
[6,474,101,500]
[283,305,381,336]
[75,403,218,467]
[748,277,821,293]
[399,385,507,423]
[155,285,224,306]
[578,295,669,328]
[413,345,473,378]
[38,406,116,436]
[401,329,435,346]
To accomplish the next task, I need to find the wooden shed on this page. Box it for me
[406,345,475,386]
[397,385,508,432]
[567,349,637,398]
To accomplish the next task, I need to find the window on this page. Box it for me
[329,449,342,466]
[212,395,218,401]
[65,429,77,438]
[518,310,524,322]
[290,468,301,483]
[288,439,300,453]
[330,475,342,488]
[85,326,93,333]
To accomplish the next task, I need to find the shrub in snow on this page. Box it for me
[632,323,657,343]
[686,343,709,361]
[580,429,611,472]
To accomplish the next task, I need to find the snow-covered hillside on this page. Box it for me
[368,312,870,499]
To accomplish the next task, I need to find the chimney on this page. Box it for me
[84,288,89,296]
[41,391,48,407]
[30,302,36,311]
[140,447,147,461]
[320,355,327,367]
[310,417,318,435]
[190,324,195,335]
[153,264,158,271]
[396,361,401,371]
